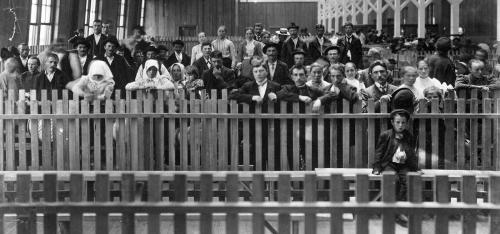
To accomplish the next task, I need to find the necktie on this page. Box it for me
[270,64,275,79]
[206,60,211,69]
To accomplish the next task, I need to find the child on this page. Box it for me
[125,59,175,91]
[68,60,115,101]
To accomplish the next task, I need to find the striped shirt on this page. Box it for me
[212,38,236,61]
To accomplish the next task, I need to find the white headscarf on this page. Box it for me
[142,59,162,79]
[87,60,114,83]
[169,62,186,82]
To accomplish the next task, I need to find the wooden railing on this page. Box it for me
[0,89,499,171]
[1,170,499,234]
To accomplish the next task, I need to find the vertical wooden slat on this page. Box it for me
[444,99,455,169]
[41,93,52,170]
[355,174,369,234]
[209,97,217,170]
[267,103,275,170]
[226,174,239,234]
[382,172,395,234]
[408,173,422,234]
[354,102,363,168]
[117,100,127,170]
[0,174,4,234]
[200,174,213,234]
[330,102,338,168]
[230,101,239,171]
[434,175,449,234]
[68,100,78,170]
[367,100,375,168]
[462,175,476,234]
[5,97,14,170]
[105,101,114,170]
[457,99,466,169]
[137,92,145,169]
[174,174,187,234]
[330,174,343,234]
[418,99,427,169]
[81,101,90,170]
[430,99,439,169]
[278,174,291,234]
[304,174,317,234]
[70,174,83,234]
[317,105,325,169]
[380,100,388,131]
[122,174,136,234]
[130,100,139,171]
[17,95,27,170]
[242,104,250,171]
[0,93,4,170]
[16,174,36,234]
[342,102,350,168]
[95,174,110,234]
[255,104,263,170]
[470,98,478,169]
[144,95,154,170]
[305,105,313,171]
[55,101,64,170]
[93,100,102,170]
[43,174,57,234]
[217,100,228,170]
[496,100,500,170]
[280,102,288,170]
[252,174,265,234]
[147,174,161,234]
[292,103,299,170]
[490,176,500,234]
[168,99,176,170]
[62,90,69,169]
[155,94,165,170]
[482,99,492,170]
[180,100,189,170]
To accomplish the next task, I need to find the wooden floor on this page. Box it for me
[4,214,490,234]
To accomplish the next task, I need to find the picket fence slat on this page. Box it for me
[435,175,449,234]
[382,173,395,234]
[95,174,109,234]
[278,174,291,234]
[200,174,213,234]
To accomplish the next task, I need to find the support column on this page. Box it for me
[342,0,348,24]
[362,0,369,24]
[351,1,357,25]
[448,0,463,37]
[417,0,426,38]
[394,0,401,37]
[376,0,383,32]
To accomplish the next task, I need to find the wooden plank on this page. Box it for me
[342,101,350,168]
[267,103,275,171]
[192,100,202,171]
[144,94,154,170]
[280,102,288,170]
[243,104,250,171]
[470,98,478,169]
[130,100,139,171]
[0,174,4,234]
[0,93,4,171]
[367,100,375,168]
[17,95,27,170]
[462,175,476,234]
[330,174,343,234]
[304,174,317,234]
[137,91,145,169]
[62,90,69,170]
[490,176,500,234]
[148,174,161,234]
[330,102,338,168]
[382,172,395,234]
[174,174,187,234]
[408,173,422,234]
[81,101,90,170]
[122,174,136,234]
[252,174,265,234]
[117,101,127,170]
[356,174,369,234]
[417,99,428,169]
[434,175,449,234]
[180,100,188,170]
[55,101,64,170]
[482,99,492,170]
[200,174,213,234]
[43,174,57,234]
[155,94,165,170]
[16,174,36,233]
[105,101,114,170]
[431,99,439,169]
[354,102,363,168]
[457,99,466,169]
[5,99,14,170]
[70,174,83,234]
[209,98,217,170]
[95,174,110,234]
[278,174,291,234]
[226,174,239,234]
[93,100,102,170]
[380,100,388,131]
[496,100,500,170]
[444,99,455,169]
[230,101,239,171]
[317,104,325,169]
[168,99,176,170]
[292,103,299,170]
[68,101,78,170]
[217,100,228,170]
[305,105,313,171]
[255,104,263,171]
[41,97,52,170]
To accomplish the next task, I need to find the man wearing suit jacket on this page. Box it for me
[96,38,131,96]
[102,21,118,44]
[229,60,281,104]
[75,39,92,75]
[280,23,306,68]
[85,19,108,58]
[17,43,30,73]
[202,50,236,97]
[192,42,213,75]
[337,22,363,68]
[360,61,397,112]
[306,24,332,65]
[263,43,293,86]
[165,40,191,68]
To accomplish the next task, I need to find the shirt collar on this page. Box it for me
[375,82,387,90]
[256,79,268,86]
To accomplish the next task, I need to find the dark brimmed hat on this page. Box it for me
[435,37,451,52]
[292,48,306,57]
[391,87,416,114]
[263,43,279,53]
[323,45,340,55]
[172,39,185,47]
[287,22,299,30]
[390,108,411,120]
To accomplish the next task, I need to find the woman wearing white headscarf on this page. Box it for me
[169,62,187,89]
[67,60,115,101]
[126,59,175,90]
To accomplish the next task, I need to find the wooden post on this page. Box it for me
[376,0,383,32]
[415,0,434,38]
[394,0,402,37]
[362,0,369,24]
[447,0,463,37]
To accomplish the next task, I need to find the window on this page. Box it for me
[140,0,145,26]
[28,0,57,46]
[426,3,435,24]
[84,0,101,36]
[116,0,127,39]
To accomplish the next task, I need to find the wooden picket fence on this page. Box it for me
[0,89,499,172]
[0,170,499,234]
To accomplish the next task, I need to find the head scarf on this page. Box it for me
[142,59,162,79]
[87,60,114,83]
[169,62,186,82]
